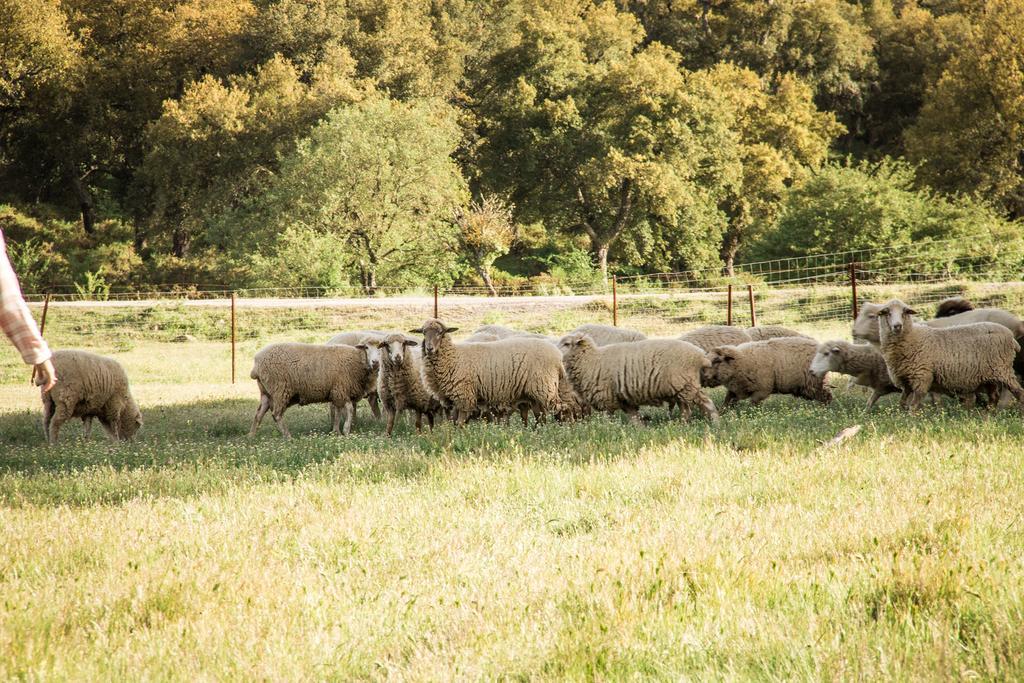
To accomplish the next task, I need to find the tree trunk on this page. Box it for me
[478,266,497,296]
[70,175,95,235]
[721,234,740,277]
[172,227,189,258]
[596,244,610,282]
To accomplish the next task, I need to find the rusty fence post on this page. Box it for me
[612,275,618,326]
[747,284,756,327]
[433,284,439,319]
[849,262,859,321]
[231,291,237,384]
[727,284,733,326]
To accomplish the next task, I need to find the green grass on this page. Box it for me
[2,301,1024,680]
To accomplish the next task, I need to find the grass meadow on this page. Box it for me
[1,295,1023,680]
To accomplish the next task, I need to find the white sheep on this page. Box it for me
[39,350,143,444]
[810,340,898,410]
[249,342,376,438]
[854,302,1024,344]
[678,325,752,353]
[327,330,389,418]
[375,333,441,436]
[706,337,832,407]
[875,299,1024,410]
[745,325,810,342]
[558,333,718,423]
[569,323,646,346]
[410,319,563,426]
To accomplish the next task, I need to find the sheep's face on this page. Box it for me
[118,399,143,441]
[810,343,843,378]
[699,355,720,387]
[410,319,458,356]
[557,333,594,358]
[707,346,740,384]
[379,335,417,366]
[877,299,916,338]
[852,303,883,344]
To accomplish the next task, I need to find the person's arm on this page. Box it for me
[0,231,56,391]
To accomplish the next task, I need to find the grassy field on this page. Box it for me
[2,300,1024,680]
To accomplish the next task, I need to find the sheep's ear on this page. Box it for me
[375,340,388,348]
[355,343,368,350]
[443,326,459,334]
[906,307,917,316]
[719,347,738,361]
[403,339,418,347]
[830,346,841,354]
[408,327,423,334]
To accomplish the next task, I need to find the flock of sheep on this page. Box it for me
[33,295,1024,443]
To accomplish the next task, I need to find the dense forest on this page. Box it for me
[2,0,1023,294]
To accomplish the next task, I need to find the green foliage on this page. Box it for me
[749,158,1024,274]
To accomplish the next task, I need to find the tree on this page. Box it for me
[693,65,842,274]
[475,1,741,279]
[0,0,78,119]
[260,97,467,293]
[907,0,1024,217]
[748,158,1024,272]
[452,195,517,295]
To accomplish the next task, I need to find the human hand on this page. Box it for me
[34,358,57,393]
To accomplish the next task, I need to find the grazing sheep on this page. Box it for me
[706,337,831,407]
[934,296,975,318]
[678,325,752,353]
[249,342,375,438]
[411,319,563,425]
[569,323,646,346]
[375,334,441,436]
[745,325,810,342]
[558,333,718,423]
[463,332,501,343]
[875,299,1024,411]
[39,350,142,444]
[810,340,898,410]
[327,330,387,418]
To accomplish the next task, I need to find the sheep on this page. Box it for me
[327,330,388,418]
[374,333,441,436]
[706,337,832,407]
[568,323,646,346]
[39,350,143,444]
[463,332,501,343]
[875,299,1024,411]
[249,342,376,438]
[678,325,753,353]
[810,340,898,410]
[854,302,1024,344]
[557,333,718,424]
[934,296,975,318]
[745,325,810,342]
[410,319,564,426]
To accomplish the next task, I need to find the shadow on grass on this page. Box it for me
[1,390,1022,508]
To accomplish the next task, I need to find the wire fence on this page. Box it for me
[10,241,1024,385]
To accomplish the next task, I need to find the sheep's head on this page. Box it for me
[377,333,418,366]
[877,299,916,338]
[699,354,719,387]
[706,346,741,384]
[354,336,382,372]
[118,398,143,441]
[810,342,844,378]
[557,332,595,357]
[852,302,883,344]
[409,319,458,356]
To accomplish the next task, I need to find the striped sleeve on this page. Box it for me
[0,230,52,365]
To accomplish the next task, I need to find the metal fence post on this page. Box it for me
[612,275,618,327]
[727,284,732,326]
[433,284,438,319]
[849,262,859,320]
[231,291,237,384]
[747,284,756,327]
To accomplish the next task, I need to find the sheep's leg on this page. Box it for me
[519,404,530,427]
[41,397,54,441]
[1000,376,1024,411]
[342,400,355,435]
[414,412,423,433]
[249,394,271,436]
[689,391,718,424]
[906,389,927,412]
[47,402,73,445]
[722,391,738,410]
[426,411,435,431]
[270,404,291,439]
[748,390,771,406]
[865,388,885,411]
[385,406,397,437]
[368,392,381,419]
[82,416,93,440]
[331,402,344,435]
[624,406,643,425]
